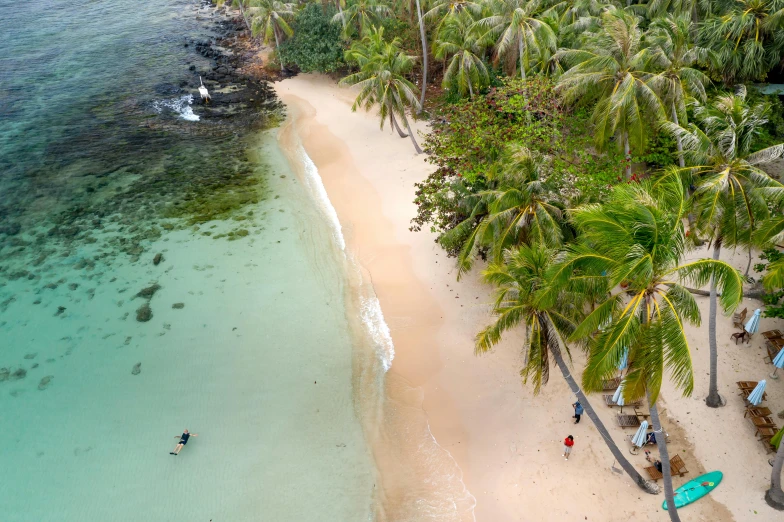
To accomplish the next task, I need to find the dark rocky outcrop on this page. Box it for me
[135,283,161,300]
[172,302,185,309]
[131,362,141,375]
[136,303,153,322]
[153,253,164,266]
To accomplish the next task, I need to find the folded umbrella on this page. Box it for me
[745,309,761,334]
[612,381,627,412]
[618,348,629,371]
[771,348,784,379]
[747,380,767,406]
[631,420,649,450]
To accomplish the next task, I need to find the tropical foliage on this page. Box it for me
[215,0,784,512]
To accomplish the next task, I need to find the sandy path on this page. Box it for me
[274,73,782,522]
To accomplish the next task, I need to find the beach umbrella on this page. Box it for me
[744,309,761,334]
[771,348,784,379]
[747,380,767,406]
[630,420,649,454]
[618,348,629,371]
[613,381,626,412]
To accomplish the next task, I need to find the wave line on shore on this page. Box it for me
[297,144,346,251]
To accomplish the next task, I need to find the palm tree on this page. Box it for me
[766,432,784,509]
[662,87,784,408]
[646,14,710,169]
[475,0,557,81]
[332,0,392,38]
[217,0,253,31]
[249,0,295,54]
[556,178,743,522]
[414,0,429,111]
[699,0,784,86]
[434,11,489,98]
[556,10,665,178]
[476,243,657,494]
[443,145,564,279]
[341,27,424,153]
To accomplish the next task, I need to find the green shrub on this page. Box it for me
[279,4,345,74]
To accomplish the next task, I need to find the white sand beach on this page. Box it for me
[274,73,783,522]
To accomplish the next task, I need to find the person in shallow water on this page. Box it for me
[170,429,197,455]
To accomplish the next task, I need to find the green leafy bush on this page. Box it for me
[755,248,784,319]
[279,4,345,73]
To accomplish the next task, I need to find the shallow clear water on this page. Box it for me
[0,1,376,520]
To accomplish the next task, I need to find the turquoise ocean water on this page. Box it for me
[0,1,379,520]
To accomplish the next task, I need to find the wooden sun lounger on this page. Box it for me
[756,426,777,440]
[616,414,641,428]
[765,343,779,364]
[749,416,777,429]
[740,388,768,401]
[745,406,773,418]
[644,454,689,481]
[761,439,777,454]
[762,329,783,341]
[737,381,758,390]
[603,394,642,408]
[602,377,621,391]
[767,338,784,350]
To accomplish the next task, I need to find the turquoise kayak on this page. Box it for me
[663,471,723,510]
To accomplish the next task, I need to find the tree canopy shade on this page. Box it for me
[699,0,784,85]
[475,0,558,80]
[249,0,295,51]
[434,11,490,98]
[340,27,424,153]
[556,10,665,177]
[557,178,742,521]
[279,4,345,73]
[661,86,784,406]
[442,145,564,279]
[476,243,655,493]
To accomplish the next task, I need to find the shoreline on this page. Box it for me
[273,73,783,521]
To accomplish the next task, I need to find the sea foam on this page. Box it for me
[152,94,199,121]
[298,145,345,251]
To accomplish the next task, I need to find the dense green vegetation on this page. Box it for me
[216,0,784,513]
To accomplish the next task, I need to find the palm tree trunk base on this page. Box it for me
[765,489,784,510]
[705,393,725,408]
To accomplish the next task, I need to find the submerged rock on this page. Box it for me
[38,375,53,390]
[172,302,185,309]
[131,362,141,375]
[136,303,152,322]
[10,368,27,380]
[153,253,163,266]
[55,306,66,317]
[135,283,161,300]
[23,353,37,360]
[0,368,9,381]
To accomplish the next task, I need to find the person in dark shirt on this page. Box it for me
[170,429,197,455]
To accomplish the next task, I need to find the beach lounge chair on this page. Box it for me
[764,343,779,364]
[603,394,642,408]
[616,414,641,428]
[749,416,777,429]
[756,426,776,440]
[745,406,773,418]
[761,439,777,454]
[602,377,621,391]
[767,338,784,351]
[740,387,767,401]
[644,454,689,481]
[733,308,748,329]
[762,329,783,341]
[736,381,758,390]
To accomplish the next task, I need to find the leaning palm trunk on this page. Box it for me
[415,0,427,112]
[402,114,423,154]
[706,241,723,408]
[766,436,784,509]
[390,111,408,138]
[551,344,656,494]
[237,2,251,31]
[648,395,681,521]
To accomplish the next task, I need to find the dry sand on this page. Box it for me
[274,73,783,522]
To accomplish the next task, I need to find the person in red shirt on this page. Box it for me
[563,435,574,460]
